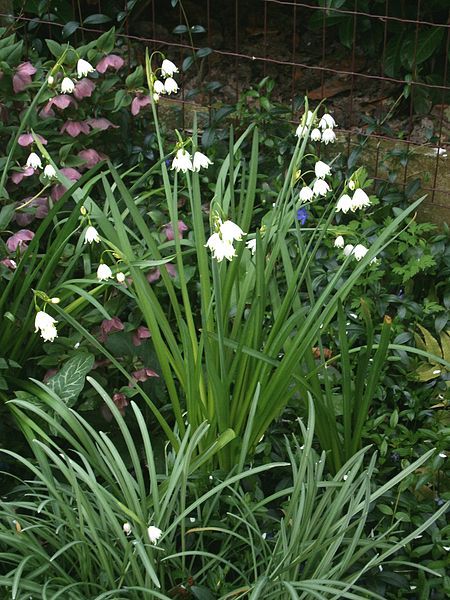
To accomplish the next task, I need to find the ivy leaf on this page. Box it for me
[47,353,95,408]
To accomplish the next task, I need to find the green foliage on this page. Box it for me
[308,0,449,114]
[1,389,446,598]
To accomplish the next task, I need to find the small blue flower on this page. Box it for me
[297,208,308,225]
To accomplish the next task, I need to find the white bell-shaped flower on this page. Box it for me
[77,58,94,78]
[334,235,345,248]
[322,129,336,144]
[314,160,331,179]
[161,59,178,78]
[43,164,56,178]
[34,311,58,342]
[61,77,75,94]
[299,186,314,203]
[97,263,113,281]
[353,244,369,261]
[220,220,245,243]
[192,151,213,172]
[351,188,371,211]
[147,525,163,545]
[26,152,42,169]
[336,194,353,213]
[319,113,337,130]
[153,79,165,95]
[84,226,100,244]
[164,77,179,94]
[313,179,330,197]
[171,149,193,173]
[310,128,321,142]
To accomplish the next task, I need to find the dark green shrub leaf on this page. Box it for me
[83,14,112,25]
[196,47,212,58]
[62,21,79,39]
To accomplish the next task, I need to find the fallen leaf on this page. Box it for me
[308,79,353,100]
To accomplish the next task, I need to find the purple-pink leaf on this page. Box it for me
[10,167,35,185]
[78,149,107,170]
[86,117,119,130]
[6,229,34,252]
[18,133,48,147]
[73,78,96,100]
[131,95,151,116]
[132,326,151,347]
[13,62,36,93]
[60,120,91,137]
[162,220,189,241]
[96,54,125,73]
[98,317,124,342]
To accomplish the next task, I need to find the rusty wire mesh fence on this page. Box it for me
[2,0,449,213]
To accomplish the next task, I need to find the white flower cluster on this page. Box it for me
[334,236,375,263]
[299,160,332,202]
[336,188,371,213]
[81,224,124,283]
[26,152,56,178]
[171,148,212,173]
[296,110,337,145]
[205,219,246,262]
[57,59,94,94]
[122,523,163,545]
[153,59,179,102]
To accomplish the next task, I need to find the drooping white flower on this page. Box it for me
[171,148,193,173]
[314,160,331,179]
[97,263,113,281]
[310,128,321,142]
[299,186,314,203]
[147,525,162,544]
[312,179,330,197]
[348,180,356,191]
[60,76,75,94]
[351,188,371,211]
[161,59,178,78]
[50,297,60,304]
[343,244,354,257]
[153,79,165,95]
[84,226,100,244]
[47,75,54,85]
[43,164,56,178]
[220,220,245,243]
[322,128,336,144]
[334,235,345,248]
[246,238,256,255]
[192,151,213,172]
[205,233,236,262]
[164,77,179,94]
[123,522,132,536]
[319,113,337,130]
[336,194,353,213]
[153,93,160,103]
[35,311,56,331]
[77,58,95,78]
[34,311,58,342]
[295,110,315,136]
[26,152,42,169]
[353,244,369,261]
[116,272,126,283]
[295,125,308,138]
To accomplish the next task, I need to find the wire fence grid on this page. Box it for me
[2,0,449,208]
